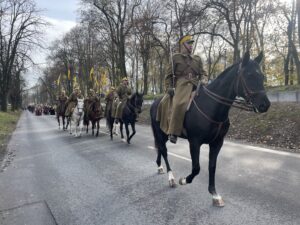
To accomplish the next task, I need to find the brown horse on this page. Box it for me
[56,101,67,130]
[84,99,104,137]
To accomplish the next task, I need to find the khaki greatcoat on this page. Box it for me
[65,92,78,117]
[157,53,208,136]
[114,84,132,119]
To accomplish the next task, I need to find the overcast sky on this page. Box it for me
[27,0,80,87]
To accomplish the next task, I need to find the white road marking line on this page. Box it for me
[224,141,300,159]
[147,146,191,162]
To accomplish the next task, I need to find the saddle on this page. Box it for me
[156,91,196,135]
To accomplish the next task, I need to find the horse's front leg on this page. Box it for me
[57,116,60,129]
[92,121,95,136]
[125,122,130,143]
[156,146,164,174]
[96,120,99,137]
[127,122,136,144]
[62,116,66,130]
[65,117,70,130]
[109,118,114,140]
[69,118,72,135]
[78,116,83,137]
[120,121,124,139]
[208,138,225,207]
[179,138,201,186]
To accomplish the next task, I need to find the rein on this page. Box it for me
[127,95,140,113]
[202,86,253,111]
[200,63,266,112]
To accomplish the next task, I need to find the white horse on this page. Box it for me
[69,98,85,137]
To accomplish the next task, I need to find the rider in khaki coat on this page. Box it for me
[56,90,68,112]
[164,35,208,143]
[65,87,80,117]
[105,87,117,117]
[114,77,132,124]
[84,89,99,113]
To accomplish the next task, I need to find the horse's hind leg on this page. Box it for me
[208,138,225,207]
[179,138,201,186]
[125,123,130,144]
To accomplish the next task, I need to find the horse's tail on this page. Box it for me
[150,97,167,151]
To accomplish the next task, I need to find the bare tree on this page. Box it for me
[0,0,47,111]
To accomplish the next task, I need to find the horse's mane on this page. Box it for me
[207,62,240,89]
[213,62,239,81]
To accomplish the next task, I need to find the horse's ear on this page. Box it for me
[254,51,263,64]
[242,51,250,67]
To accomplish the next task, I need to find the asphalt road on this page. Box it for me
[0,111,300,225]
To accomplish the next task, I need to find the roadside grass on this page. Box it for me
[0,111,21,161]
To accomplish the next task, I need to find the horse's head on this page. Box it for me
[130,92,144,114]
[236,52,270,113]
[77,98,84,113]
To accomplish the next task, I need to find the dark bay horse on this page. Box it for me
[56,101,67,130]
[108,92,143,144]
[84,99,104,137]
[150,52,270,207]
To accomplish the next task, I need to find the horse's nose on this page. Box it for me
[258,99,271,113]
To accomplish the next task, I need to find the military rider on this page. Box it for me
[105,86,117,118]
[84,89,99,113]
[65,87,80,117]
[57,90,68,103]
[56,90,68,113]
[165,35,208,144]
[114,77,132,124]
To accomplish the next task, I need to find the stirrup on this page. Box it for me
[169,134,177,144]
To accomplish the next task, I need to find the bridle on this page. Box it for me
[202,63,266,111]
[127,95,142,114]
[191,62,265,143]
[235,64,266,100]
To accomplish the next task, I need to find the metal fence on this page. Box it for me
[267,91,300,103]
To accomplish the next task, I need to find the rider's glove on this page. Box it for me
[167,88,175,97]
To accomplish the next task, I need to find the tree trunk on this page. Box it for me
[284,53,290,85]
[0,92,8,112]
[159,59,163,94]
[143,59,148,95]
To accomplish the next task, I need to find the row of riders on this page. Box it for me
[56,34,270,207]
[56,77,138,139]
[27,104,55,116]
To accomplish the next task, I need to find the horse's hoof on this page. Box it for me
[179,177,187,185]
[169,179,176,188]
[157,166,164,174]
[212,195,225,207]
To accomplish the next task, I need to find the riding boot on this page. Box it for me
[169,134,177,144]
